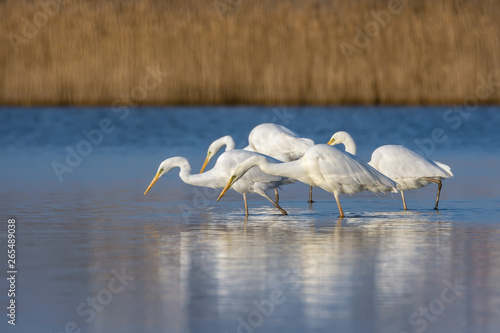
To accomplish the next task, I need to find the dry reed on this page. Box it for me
[1,0,499,105]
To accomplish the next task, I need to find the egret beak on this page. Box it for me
[327,138,336,145]
[199,153,211,173]
[216,176,236,202]
[144,172,160,195]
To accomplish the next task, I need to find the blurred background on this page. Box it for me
[1,0,500,105]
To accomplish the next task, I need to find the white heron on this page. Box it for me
[327,131,453,210]
[217,144,397,218]
[199,135,251,173]
[200,123,316,203]
[198,135,288,203]
[144,150,292,216]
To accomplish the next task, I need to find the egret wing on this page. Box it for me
[372,146,450,179]
[315,146,396,194]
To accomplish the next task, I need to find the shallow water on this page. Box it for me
[1,106,500,333]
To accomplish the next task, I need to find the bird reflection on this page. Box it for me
[138,207,482,332]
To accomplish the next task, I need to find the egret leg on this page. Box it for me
[260,192,288,215]
[274,188,279,205]
[333,191,344,218]
[401,190,407,210]
[243,193,249,217]
[434,180,442,210]
[308,186,314,203]
[423,178,442,210]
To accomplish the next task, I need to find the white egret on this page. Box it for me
[199,135,252,173]
[248,123,314,162]
[144,150,292,216]
[249,123,316,203]
[201,124,316,203]
[327,131,453,210]
[198,135,288,203]
[217,144,397,218]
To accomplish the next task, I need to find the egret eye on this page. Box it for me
[158,168,164,175]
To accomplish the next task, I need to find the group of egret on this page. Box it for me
[144,123,453,218]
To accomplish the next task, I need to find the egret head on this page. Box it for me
[327,131,350,146]
[200,136,235,173]
[216,174,238,202]
[327,131,356,155]
[144,158,183,195]
[199,152,212,174]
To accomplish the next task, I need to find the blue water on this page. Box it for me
[1,106,499,333]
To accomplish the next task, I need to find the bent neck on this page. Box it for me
[172,158,216,187]
[223,136,236,152]
[241,156,303,182]
[342,135,357,155]
[159,157,224,189]
[211,136,236,155]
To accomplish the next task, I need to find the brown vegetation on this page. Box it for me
[1,0,499,105]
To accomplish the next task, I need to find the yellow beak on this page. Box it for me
[327,138,336,145]
[216,176,235,202]
[144,172,160,195]
[199,153,211,173]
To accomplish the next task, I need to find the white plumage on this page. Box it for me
[199,135,252,173]
[217,144,397,218]
[201,123,316,202]
[369,145,453,209]
[369,145,452,189]
[144,150,291,216]
[248,123,314,162]
[328,131,453,210]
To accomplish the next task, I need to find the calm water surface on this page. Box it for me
[1,107,499,333]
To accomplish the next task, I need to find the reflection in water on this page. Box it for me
[123,206,500,333]
[2,176,500,333]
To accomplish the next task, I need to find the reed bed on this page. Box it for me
[1,0,499,105]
